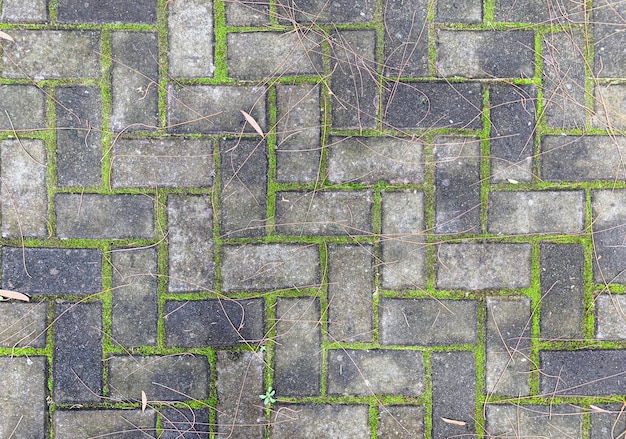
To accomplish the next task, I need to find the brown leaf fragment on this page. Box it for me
[0,30,14,42]
[240,110,264,137]
[141,391,147,412]
[0,289,30,302]
[441,417,467,426]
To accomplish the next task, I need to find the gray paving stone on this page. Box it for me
[328,244,373,342]
[593,83,626,130]
[165,298,264,347]
[384,81,483,129]
[274,297,321,396]
[436,30,535,78]
[378,405,425,439]
[593,0,626,77]
[381,191,426,290]
[167,195,214,292]
[431,351,475,439]
[56,193,154,239]
[0,302,47,347]
[383,0,429,76]
[327,349,424,395]
[379,299,477,345]
[590,403,626,439]
[327,136,424,184]
[592,190,626,284]
[331,30,378,129]
[1,139,48,238]
[225,0,270,25]
[277,0,374,23]
[56,86,102,187]
[2,247,102,295]
[596,294,626,339]
[1,0,47,22]
[167,85,267,134]
[53,409,156,438]
[494,0,585,22]
[216,351,265,438]
[0,85,46,130]
[272,404,370,438]
[434,136,481,234]
[109,355,210,401]
[111,32,159,132]
[53,302,102,403]
[275,190,373,235]
[161,408,209,439]
[486,404,582,438]
[1,30,100,79]
[221,244,319,292]
[111,248,158,346]
[540,243,585,339]
[276,84,321,182]
[436,0,481,23]
[489,83,536,182]
[220,138,267,237]
[168,0,214,78]
[437,243,532,289]
[57,0,157,23]
[112,138,214,188]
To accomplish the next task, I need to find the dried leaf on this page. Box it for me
[507,178,519,184]
[0,289,30,302]
[441,417,466,426]
[590,405,609,413]
[0,30,14,42]
[240,110,264,137]
[141,391,147,412]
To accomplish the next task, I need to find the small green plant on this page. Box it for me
[259,386,276,406]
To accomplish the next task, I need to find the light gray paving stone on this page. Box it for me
[168,0,214,78]
[436,0,481,22]
[593,83,626,130]
[1,139,47,238]
[486,404,582,438]
[384,0,429,75]
[57,0,156,23]
[590,403,626,439]
[0,85,46,130]
[0,302,47,347]
[272,404,370,438]
[53,409,156,438]
[277,0,375,23]
[225,0,270,25]
[1,0,47,21]
[592,190,626,284]
[378,406,425,439]
[596,294,626,339]
[494,0,585,22]
[593,0,626,77]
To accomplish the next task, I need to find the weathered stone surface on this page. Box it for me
[272,404,370,438]
[225,0,270,25]
[0,302,47,347]
[384,0,429,76]
[1,0,47,21]
[494,0,585,22]
[592,190,626,284]
[590,403,626,439]
[593,83,626,129]
[436,0,481,22]
[277,0,374,23]
[57,0,157,23]
[486,404,582,438]
[596,294,626,339]
[593,0,626,77]
[168,0,214,78]
[378,406,425,439]
[161,408,210,439]
[0,85,46,130]
[53,410,156,438]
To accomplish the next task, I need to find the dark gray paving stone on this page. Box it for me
[383,0,429,76]
[111,32,159,132]
[225,0,270,25]
[378,406,425,439]
[436,30,535,78]
[57,0,157,23]
[167,195,214,292]
[0,302,47,347]
[0,85,46,130]
[53,302,102,404]
[168,0,214,78]
[489,83,536,182]
[53,409,156,438]
[328,349,424,395]
[437,243,532,289]
[434,136,481,234]
[1,139,48,238]
[593,0,626,77]
[274,297,321,396]
[161,408,209,439]
[590,403,626,439]
[592,190,626,284]
[436,0,481,23]
[55,193,154,239]
[109,355,210,401]
[276,0,374,23]
[431,351,476,439]
[165,299,264,347]
[540,243,584,340]
[216,351,265,439]
[272,404,370,438]
[384,81,483,129]
[1,0,47,21]
[275,190,373,235]
[596,294,626,339]
[2,247,102,295]
[494,0,585,22]
[0,357,46,438]
[327,136,424,184]
[111,248,158,347]
[486,404,582,438]
[220,138,267,238]
[379,299,477,345]
[56,86,102,187]
[331,30,378,129]
[593,83,626,130]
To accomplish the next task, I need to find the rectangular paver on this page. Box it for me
[168,0,214,78]
[57,0,157,23]
[273,404,370,438]
[53,410,156,438]
[486,404,582,438]
[0,85,46,130]
[592,190,626,284]
[383,0,429,76]
[0,302,47,347]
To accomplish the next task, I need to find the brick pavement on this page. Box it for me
[0,0,625,438]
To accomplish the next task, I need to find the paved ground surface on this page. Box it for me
[0,0,625,438]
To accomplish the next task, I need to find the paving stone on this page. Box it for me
[221,244,320,292]
[167,85,267,134]
[593,0,626,77]
[275,84,321,182]
[277,0,374,23]
[592,190,626,284]
[53,302,102,404]
[494,0,585,22]
[542,31,587,128]
[328,244,374,342]
[2,247,102,295]
[431,351,476,439]
[216,351,265,438]
[378,405,425,439]
[590,403,626,439]
[379,299,477,345]
[55,193,154,239]
[436,243,532,289]
[109,355,210,401]
[436,0,481,23]
[540,349,626,395]
[275,190,373,235]
[593,83,626,130]
[165,298,264,347]
[327,136,424,184]
[383,0,429,76]
[57,0,157,23]
[381,190,426,290]
[540,243,585,340]
[274,297,321,396]
[596,294,626,339]
[167,195,214,292]
[0,85,46,130]
[331,30,378,129]
[225,0,270,25]
[1,0,47,22]
[0,302,47,347]
[1,139,47,238]
[328,349,424,395]
[272,404,370,438]
[161,408,210,439]
[486,297,531,396]
[486,404,582,438]
[111,248,158,347]
[53,409,156,438]
[168,0,214,78]
[436,30,535,78]
[55,86,102,187]
[220,138,267,238]
[111,32,159,132]
[384,81,483,129]
[434,136,481,234]
[489,83,536,182]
